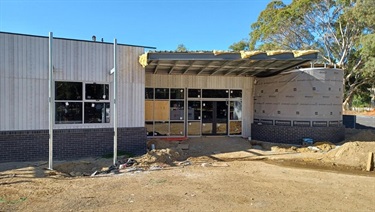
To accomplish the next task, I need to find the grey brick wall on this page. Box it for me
[251,124,345,144]
[0,127,147,163]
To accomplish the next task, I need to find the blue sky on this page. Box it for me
[0,0,292,50]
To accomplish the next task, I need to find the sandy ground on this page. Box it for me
[1,129,375,211]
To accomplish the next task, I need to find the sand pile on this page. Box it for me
[314,142,336,151]
[136,148,182,166]
[266,141,336,153]
[322,142,375,169]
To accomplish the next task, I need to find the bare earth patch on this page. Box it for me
[1,130,375,211]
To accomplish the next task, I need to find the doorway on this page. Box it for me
[202,101,228,135]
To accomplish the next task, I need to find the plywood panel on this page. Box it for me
[145,100,153,121]
[153,100,169,120]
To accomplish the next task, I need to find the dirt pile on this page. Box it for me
[53,159,112,176]
[136,148,183,166]
[252,140,336,153]
[321,142,375,170]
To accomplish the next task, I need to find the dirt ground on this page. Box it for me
[1,129,375,211]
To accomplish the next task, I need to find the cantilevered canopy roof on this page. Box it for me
[139,50,319,77]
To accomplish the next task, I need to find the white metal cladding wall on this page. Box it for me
[145,74,254,137]
[0,32,145,130]
[0,33,49,131]
[117,46,145,127]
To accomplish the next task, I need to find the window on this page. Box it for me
[155,88,169,99]
[86,84,109,100]
[230,90,242,98]
[55,82,82,100]
[55,82,110,124]
[202,89,229,98]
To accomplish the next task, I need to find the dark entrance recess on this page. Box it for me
[202,101,228,135]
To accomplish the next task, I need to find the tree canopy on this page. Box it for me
[231,0,375,109]
[176,44,188,52]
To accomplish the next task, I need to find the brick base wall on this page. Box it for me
[251,124,345,144]
[0,127,147,163]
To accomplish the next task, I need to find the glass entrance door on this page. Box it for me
[202,101,228,135]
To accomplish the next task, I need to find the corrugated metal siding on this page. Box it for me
[0,33,145,131]
[145,74,254,137]
[117,46,145,127]
[0,34,49,131]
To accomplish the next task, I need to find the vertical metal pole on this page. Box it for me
[113,39,118,165]
[48,32,54,170]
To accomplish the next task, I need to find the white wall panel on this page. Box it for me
[1,32,145,130]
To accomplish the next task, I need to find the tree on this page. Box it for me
[229,39,249,51]
[237,0,375,110]
[176,44,188,52]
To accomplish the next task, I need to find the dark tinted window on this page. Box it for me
[171,88,184,99]
[84,103,110,123]
[188,101,201,120]
[202,89,228,98]
[55,102,82,124]
[55,82,82,100]
[188,89,201,98]
[230,90,242,98]
[145,88,154,99]
[86,84,109,100]
[155,88,169,99]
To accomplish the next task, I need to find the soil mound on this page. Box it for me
[137,148,182,166]
[314,142,336,151]
[322,142,375,169]
[53,158,112,176]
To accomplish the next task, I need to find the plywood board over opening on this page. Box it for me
[153,100,170,120]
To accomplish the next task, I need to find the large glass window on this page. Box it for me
[55,81,110,124]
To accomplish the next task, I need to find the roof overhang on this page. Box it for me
[140,50,319,77]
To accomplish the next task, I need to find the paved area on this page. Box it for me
[356,115,375,129]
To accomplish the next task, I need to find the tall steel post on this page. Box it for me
[48,32,54,170]
[113,39,118,165]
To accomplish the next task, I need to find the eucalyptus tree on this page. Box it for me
[232,0,375,109]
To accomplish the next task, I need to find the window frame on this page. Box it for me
[54,81,111,126]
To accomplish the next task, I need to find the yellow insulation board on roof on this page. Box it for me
[292,50,319,57]
[213,50,232,55]
[240,51,264,59]
[266,50,291,56]
[139,53,148,68]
